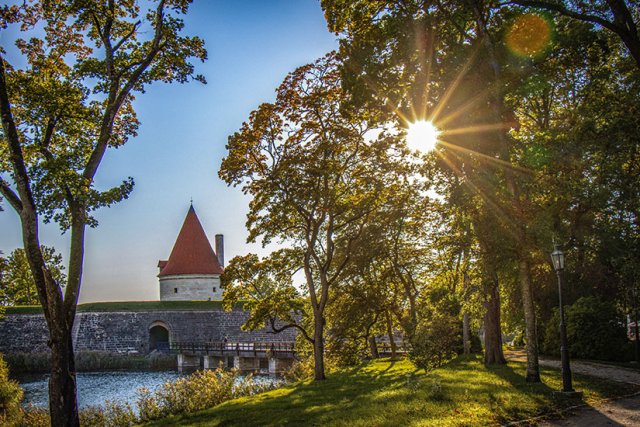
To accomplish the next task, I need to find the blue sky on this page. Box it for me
[0,0,338,302]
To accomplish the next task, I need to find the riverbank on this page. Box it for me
[5,351,175,375]
[145,355,640,427]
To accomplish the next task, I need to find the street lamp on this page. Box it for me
[632,287,640,364]
[551,244,574,393]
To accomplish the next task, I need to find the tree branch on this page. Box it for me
[0,53,36,211]
[112,20,141,52]
[269,317,314,343]
[0,177,22,212]
[506,1,622,34]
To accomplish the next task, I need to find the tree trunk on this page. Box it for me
[368,336,379,359]
[463,312,471,355]
[483,270,506,365]
[49,325,79,426]
[18,207,80,426]
[385,311,398,359]
[312,312,325,380]
[462,271,471,355]
[518,255,540,382]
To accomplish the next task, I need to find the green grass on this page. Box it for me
[4,300,245,315]
[144,356,640,427]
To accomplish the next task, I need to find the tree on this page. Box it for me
[508,0,640,69]
[220,53,406,380]
[322,0,539,377]
[221,250,310,342]
[0,2,206,425]
[0,246,65,306]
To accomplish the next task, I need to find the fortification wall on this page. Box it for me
[0,309,296,355]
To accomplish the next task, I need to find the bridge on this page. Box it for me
[162,341,297,373]
[165,340,407,373]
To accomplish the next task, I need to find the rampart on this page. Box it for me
[0,306,296,356]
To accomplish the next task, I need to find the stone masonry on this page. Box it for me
[0,309,296,355]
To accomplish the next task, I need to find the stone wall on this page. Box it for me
[0,309,296,355]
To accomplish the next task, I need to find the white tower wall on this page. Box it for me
[159,274,223,301]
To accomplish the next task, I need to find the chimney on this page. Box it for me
[215,234,224,268]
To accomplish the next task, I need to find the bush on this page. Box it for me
[3,352,50,375]
[542,296,631,362]
[281,356,315,382]
[410,313,461,371]
[137,367,280,422]
[0,354,24,425]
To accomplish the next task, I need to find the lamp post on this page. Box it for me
[633,287,640,364]
[551,244,574,393]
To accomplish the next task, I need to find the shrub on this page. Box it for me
[0,354,24,425]
[281,356,315,382]
[542,296,631,362]
[17,406,49,427]
[5,351,176,374]
[4,352,50,375]
[137,367,280,422]
[410,313,461,371]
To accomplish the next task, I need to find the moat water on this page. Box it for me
[18,370,276,411]
[19,371,184,410]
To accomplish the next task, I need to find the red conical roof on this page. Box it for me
[158,205,223,276]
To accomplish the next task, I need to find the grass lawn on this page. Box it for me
[144,355,640,427]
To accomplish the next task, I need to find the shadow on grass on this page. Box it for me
[147,359,413,426]
[146,356,640,427]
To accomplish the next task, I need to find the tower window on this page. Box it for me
[174,288,178,293]
[213,287,217,293]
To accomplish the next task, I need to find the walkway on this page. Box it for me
[506,351,640,426]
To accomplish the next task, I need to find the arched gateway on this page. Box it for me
[149,321,170,353]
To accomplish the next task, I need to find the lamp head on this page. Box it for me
[551,244,565,272]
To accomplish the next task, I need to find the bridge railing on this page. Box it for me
[376,342,410,355]
[169,341,296,355]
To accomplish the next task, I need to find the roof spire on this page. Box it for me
[158,206,223,276]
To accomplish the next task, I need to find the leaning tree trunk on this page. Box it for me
[385,311,398,359]
[368,336,380,359]
[483,270,506,365]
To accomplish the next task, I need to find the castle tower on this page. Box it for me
[158,205,224,301]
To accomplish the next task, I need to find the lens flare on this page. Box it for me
[406,120,440,153]
[506,14,552,58]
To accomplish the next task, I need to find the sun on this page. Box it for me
[406,120,441,153]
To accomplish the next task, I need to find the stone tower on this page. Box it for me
[158,205,224,301]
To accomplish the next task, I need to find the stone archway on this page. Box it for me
[149,321,170,353]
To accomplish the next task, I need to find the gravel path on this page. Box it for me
[537,395,640,426]
[505,351,640,426]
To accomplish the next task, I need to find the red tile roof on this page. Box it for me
[158,206,223,277]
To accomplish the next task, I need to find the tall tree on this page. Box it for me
[0,2,206,424]
[220,53,405,380]
[323,0,539,377]
[0,246,65,306]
